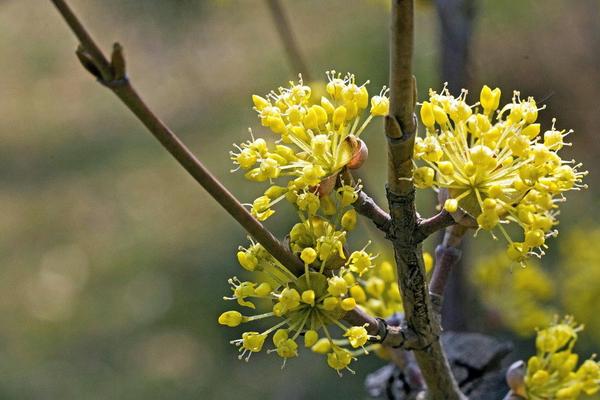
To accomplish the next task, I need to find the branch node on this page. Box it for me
[75,46,103,80]
[369,318,390,344]
[75,44,128,88]
[385,114,404,139]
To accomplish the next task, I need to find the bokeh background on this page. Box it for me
[0,0,598,399]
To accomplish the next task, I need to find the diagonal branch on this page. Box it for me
[414,209,456,243]
[264,0,311,80]
[354,191,392,233]
[341,169,391,233]
[49,0,305,277]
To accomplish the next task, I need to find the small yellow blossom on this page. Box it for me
[327,347,355,375]
[344,326,369,348]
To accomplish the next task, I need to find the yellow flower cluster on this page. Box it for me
[524,317,599,400]
[413,85,587,262]
[560,229,600,348]
[219,72,401,374]
[470,251,555,336]
[219,246,401,375]
[230,71,388,221]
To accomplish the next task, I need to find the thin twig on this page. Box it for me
[51,0,112,81]
[264,0,311,80]
[429,224,469,295]
[414,209,456,242]
[49,0,305,277]
[428,225,467,330]
[354,191,392,233]
[341,169,391,232]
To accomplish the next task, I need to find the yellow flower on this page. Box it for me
[327,276,348,297]
[220,72,409,373]
[344,326,369,348]
[327,347,355,375]
[276,338,299,359]
[346,249,375,276]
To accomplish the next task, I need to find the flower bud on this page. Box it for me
[218,311,243,327]
[301,247,317,265]
[301,290,316,306]
[341,209,357,231]
[237,251,258,271]
[311,338,332,354]
[341,297,356,311]
[350,285,367,303]
[420,101,435,128]
[304,330,319,347]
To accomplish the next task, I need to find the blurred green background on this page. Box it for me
[0,0,598,399]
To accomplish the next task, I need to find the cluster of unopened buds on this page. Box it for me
[507,317,600,400]
[219,72,404,374]
[413,85,587,263]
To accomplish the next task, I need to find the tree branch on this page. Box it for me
[386,1,465,398]
[354,191,392,233]
[340,169,391,233]
[430,224,468,290]
[264,0,311,80]
[428,225,468,321]
[49,0,304,277]
[414,209,456,243]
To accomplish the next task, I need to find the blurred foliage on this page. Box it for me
[560,229,600,350]
[471,252,556,337]
[0,0,597,399]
